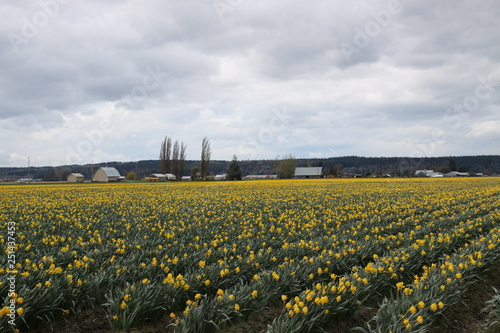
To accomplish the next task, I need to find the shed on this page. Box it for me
[93,167,121,182]
[215,174,227,181]
[67,173,84,183]
[147,174,167,182]
[444,171,469,177]
[294,167,324,179]
[165,173,177,180]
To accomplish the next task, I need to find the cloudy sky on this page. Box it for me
[1,0,499,167]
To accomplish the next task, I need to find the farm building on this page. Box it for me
[294,167,324,179]
[165,173,177,180]
[92,167,122,182]
[444,171,469,177]
[242,175,277,180]
[415,170,444,178]
[146,174,167,182]
[67,173,84,183]
[181,176,192,181]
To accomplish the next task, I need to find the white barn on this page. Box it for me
[67,173,84,183]
[93,167,121,182]
[294,167,324,179]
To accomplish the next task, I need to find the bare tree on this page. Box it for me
[159,137,172,174]
[165,138,172,173]
[276,154,297,179]
[172,140,180,178]
[179,142,187,180]
[200,137,211,180]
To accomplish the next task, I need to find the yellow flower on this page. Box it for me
[416,315,424,324]
[16,308,24,316]
[120,301,126,309]
[112,315,118,320]
[169,312,176,318]
[430,303,438,311]
[302,306,309,314]
[217,289,224,296]
[199,260,206,268]
[281,295,288,302]
[251,290,258,299]
[438,302,445,309]
[396,282,404,290]
[16,297,24,304]
[204,279,211,286]
[45,281,51,287]
[123,294,131,302]
[417,301,425,309]
[234,303,240,311]
[409,306,417,314]
[456,273,462,279]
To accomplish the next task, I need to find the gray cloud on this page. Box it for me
[0,0,499,166]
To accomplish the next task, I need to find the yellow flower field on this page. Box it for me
[1,178,500,332]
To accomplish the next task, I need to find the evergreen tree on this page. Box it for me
[227,155,242,180]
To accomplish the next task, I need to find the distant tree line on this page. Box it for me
[2,155,499,181]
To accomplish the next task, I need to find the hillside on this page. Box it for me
[1,155,499,181]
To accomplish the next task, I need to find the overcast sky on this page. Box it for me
[1,0,499,167]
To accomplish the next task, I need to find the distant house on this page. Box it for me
[215,174,227,181]
[242,175,277,180]
[93,167,121,182]
[181,176,192,181]
[67,173,84,183]
[165,173,177,180]
[415,170,444,178]
[294,167,324,179]
[146,174,167,182]
[444,171,469,177]
[17,178,33,183]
